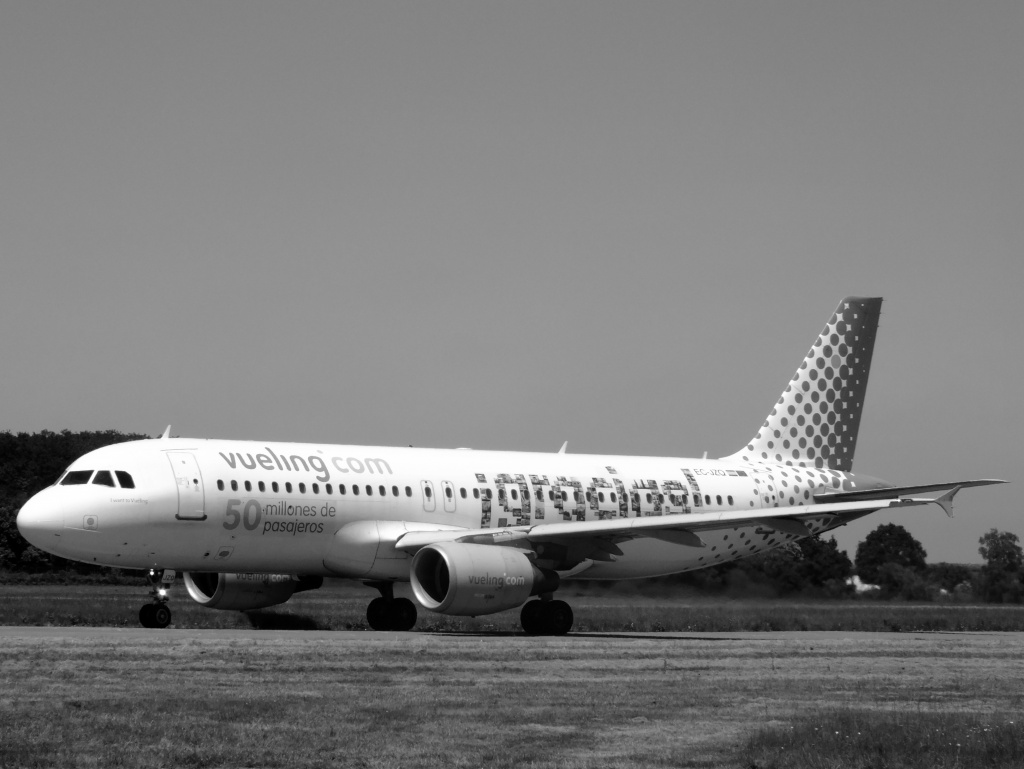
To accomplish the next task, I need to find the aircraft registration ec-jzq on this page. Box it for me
[17,297,1005,634]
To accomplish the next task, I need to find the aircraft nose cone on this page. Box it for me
[17,493,64,549]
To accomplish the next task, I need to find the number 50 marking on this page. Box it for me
[223,499,262,531]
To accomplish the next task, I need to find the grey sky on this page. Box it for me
[1,1,1020,563]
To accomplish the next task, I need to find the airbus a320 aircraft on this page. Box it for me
[18,297,1004,633]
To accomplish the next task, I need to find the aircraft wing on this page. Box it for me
[394,479,1006,555]
[814,479,1005,503]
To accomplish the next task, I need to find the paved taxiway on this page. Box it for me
[3,625,1023,642]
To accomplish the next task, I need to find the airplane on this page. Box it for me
[17,297,1005,633]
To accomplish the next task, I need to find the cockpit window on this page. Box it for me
[115,471,135,489]
[61,470,94,485]
[92,470,116,487]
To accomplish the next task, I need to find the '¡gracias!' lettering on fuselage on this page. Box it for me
[218,448,392,482]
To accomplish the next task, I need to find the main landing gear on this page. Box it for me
[139,568,174,629]
[365,582,417,631]
[520,598,574,636]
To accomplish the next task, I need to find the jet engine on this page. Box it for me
[183,572,323,611]
[410,542,558,616]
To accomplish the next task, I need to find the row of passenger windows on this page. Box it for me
[213,478,733,508]
[56,469,734,508]
[216,479,414,497]
[59,470,136,489]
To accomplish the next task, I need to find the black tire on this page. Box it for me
[545,600,574,636]
[139,604,156,628]
[390,598,417,632]
[520,600,545,635]
[366,597,393,631]
[152,604,172,629]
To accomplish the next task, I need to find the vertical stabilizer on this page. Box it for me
[725,297,883,471]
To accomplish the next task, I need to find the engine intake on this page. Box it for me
[183,572,323,611]
[410,542,558,616]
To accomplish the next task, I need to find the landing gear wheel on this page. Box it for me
[519,599,574,636]
[140,603,171,628]
[520,600,545,635]
[152,604,172,629]
[367,597,393,630]
[545,600,573,635]
[367,597,418,631]
[390,598,417,632]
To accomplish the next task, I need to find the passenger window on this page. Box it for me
[598,492,605,503]
[562,491,568,501]
[705,494,711,506]
[312,483,319,494]
[716,495,723,505]
[299,483,306,494]
[511,489,518,501]
[548,491,553,501]
[646,493,652,503]
[231,481,238,492]
[727,495,734,505]
[326,484,333,495]
[474,489,480,499]
[92,470,115,487]
[272,482,279,493]
[61,470,93,485]
[445,487,453,499]
[393,486,400,496]
[217,480,225,491]
[352,485,359,495]
[115,471,135,489]
[610,492,616,503]
[405,486,412,497]
[366,485,372,496]
[340,484,347,495]
[285,482,292,493]
[461,488,467,499]
[244,481,252,492]
[425,486,432,499]
[258,481,265,492]
[379,485,386,496]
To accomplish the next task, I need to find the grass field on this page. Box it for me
[2,580,1024,633]
[1,626,1021,768]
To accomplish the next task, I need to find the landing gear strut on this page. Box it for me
[139,568,174,629]
[365,581,417,631]
[520,598,574,635]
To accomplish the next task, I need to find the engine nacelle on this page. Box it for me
[410,542,558,616]
[183,572,323,611]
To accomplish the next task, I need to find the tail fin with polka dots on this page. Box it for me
[725,297,883,471]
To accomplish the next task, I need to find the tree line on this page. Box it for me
[1,431,1021,601]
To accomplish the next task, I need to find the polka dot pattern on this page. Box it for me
[731,297,883,472]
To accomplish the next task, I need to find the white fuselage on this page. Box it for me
[18,437,859,580]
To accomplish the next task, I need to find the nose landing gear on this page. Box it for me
[139,569,175,629]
